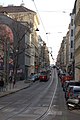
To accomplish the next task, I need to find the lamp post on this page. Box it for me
[13,48,19,82]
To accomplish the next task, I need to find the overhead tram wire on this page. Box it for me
[32,0,54,62]
[32,0,49,45]
[37,10,71,14]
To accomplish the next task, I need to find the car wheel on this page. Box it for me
[67,104,73,110]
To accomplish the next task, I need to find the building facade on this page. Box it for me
[0,13,32,81]
[74,0,80,80]
[0,5,40,77]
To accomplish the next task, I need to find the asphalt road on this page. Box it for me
[0,68,80,120]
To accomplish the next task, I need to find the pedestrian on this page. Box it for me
[9,75,12,89]
[12,76,16,88]
[0,76,4,92]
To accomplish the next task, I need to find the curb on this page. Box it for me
[0,82,33,98]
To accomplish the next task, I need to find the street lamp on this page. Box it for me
[13,48,19,82]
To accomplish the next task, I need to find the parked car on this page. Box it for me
[58,70,66,79]
[36,73,41,80]
[39,72,49,82]
[65,85,74,100]
[65,81,80,93]
[64,81,80,100]
[66,86,80,110]
[28,74,39,82]
[61,73,73,87]
[63,80,70,92]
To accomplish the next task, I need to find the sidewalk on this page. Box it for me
[0,80,32,98]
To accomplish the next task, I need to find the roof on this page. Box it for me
[0,6,36,14]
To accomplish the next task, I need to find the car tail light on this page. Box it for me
[39,76,42,79]
[39,75,47,79]
[44,76,47,79]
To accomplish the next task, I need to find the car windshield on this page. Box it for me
[40,72,46,75]
[32,74,37,77]
[67,81,80,87]
[73,87,80,96]
[74,89,80,94]
[28,75,35,78]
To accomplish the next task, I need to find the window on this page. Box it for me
[71,29,73,36]
[71,52,73,59]
[71,19,73,26]
[71,40,73,48]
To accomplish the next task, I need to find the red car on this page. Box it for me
[61,74,73,87]
[39,72,49,82]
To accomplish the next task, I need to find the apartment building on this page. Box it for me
[38,36,50,72]
[0,5,40,77]
[65,11,75,76]
[56,1,76,79]
[66,30,70,70]
[68,8,75,78]
[57,36,66,71]
[74,0,80,80]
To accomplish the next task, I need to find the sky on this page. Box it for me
[0,0,76,64]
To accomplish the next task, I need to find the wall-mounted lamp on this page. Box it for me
[35,28,39,31]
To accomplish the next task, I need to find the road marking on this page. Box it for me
[0,105,4,109]
[48,110,62,116]
[3,108,15,112]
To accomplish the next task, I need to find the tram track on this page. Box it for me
[35,69,58,120]
[0,69,58,120]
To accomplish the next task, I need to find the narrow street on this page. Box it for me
[42,70,80,120]
[0,68,80,120]
[0,1,80,120]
